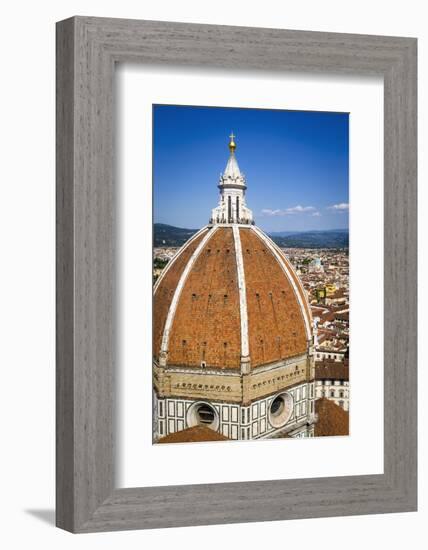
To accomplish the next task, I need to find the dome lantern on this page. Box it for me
[211,133,253,225]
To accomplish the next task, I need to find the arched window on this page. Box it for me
[186,401,219,431]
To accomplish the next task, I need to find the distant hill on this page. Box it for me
[154,223,198,247]
[154,223,348,249]
[268,230,301,237]
[271,229,349,249]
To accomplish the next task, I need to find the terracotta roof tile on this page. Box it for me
[157,425,229,444]
[154,226,311,371]
[315,398,349,436]
[315,360,349,381]
[153,229,208,361]
[240,228,307,367]
[168,228,241,369]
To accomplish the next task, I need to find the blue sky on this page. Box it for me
[153,105,349,232]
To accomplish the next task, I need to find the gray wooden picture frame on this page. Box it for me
[56,16,417,533]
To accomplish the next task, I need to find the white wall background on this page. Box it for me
[0,1,425,548]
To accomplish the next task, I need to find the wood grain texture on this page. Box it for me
[56,16,417,533]
[56,17,75,532]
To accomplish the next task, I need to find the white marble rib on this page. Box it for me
[232,225,250,366]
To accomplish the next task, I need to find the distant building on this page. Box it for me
[316,287,327,303]
[315,359,349,411]
[315,284,337,303]
[309,257,324,273]
[315,350,346,362]
[325,284,336,296]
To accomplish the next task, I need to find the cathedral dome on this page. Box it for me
[154,134,312,372]
[153,134,316,442]
[154,224,312,371]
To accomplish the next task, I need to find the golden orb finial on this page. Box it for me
[229,131,236,153]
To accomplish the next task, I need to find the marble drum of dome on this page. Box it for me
[153,116,350,445]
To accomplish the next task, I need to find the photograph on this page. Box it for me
[152,104,350,444]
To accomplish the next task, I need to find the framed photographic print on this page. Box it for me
[56,17,417,532]
[150,105,349,446]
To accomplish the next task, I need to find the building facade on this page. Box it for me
[315,359,350,411]
[153,135,317,442]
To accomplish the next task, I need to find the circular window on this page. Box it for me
[268,393,293,428]
[186,401,219,430]
[196,403,215,425]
